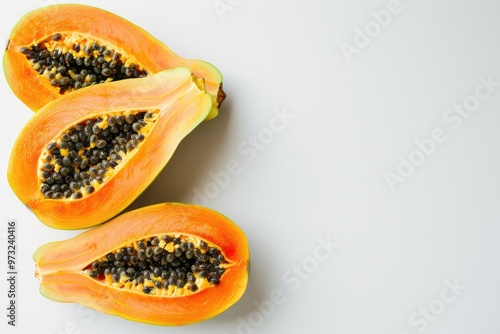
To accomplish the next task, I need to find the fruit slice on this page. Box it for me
[8,67,212,229]
[3,4,225,120]
[34,202,250,326]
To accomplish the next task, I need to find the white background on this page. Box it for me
[1,0,500,333]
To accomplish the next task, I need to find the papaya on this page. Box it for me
[8,66,212,230]
[3,4,225,120]
[34,202,250,326]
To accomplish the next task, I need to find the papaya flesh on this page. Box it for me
[8,67,212,230]
[3,4,225,120]
[34,202,249,326]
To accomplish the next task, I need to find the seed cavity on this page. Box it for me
[20,33,147,94]
[39,111,158,199]
[84,234,228,296]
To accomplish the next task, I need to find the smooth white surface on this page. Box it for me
[1,1,500,333]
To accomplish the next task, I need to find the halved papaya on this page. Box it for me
[34,202,250,326]
[3,4,225,120]
[8,66,212,229]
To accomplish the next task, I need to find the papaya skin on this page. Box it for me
[34,202,249,326]
[8,67,212,230]
[3,3,224,120]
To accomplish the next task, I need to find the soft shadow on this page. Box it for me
[125,96,234,212]
[122,93,276,329]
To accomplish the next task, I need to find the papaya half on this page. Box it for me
[34,202,250,326]
[3,4,225,120]
[8,66,212,230]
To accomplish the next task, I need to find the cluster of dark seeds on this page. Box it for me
[20,33,147,93]
[87,235,227,294]
[40,112,156,199]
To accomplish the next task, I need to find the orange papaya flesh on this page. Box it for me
[8,67,212,230]
[3,4,225,120]
[33,202,250,326]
